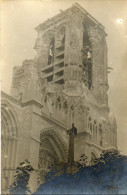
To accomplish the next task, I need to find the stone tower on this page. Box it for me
[32,2,117,152]
[1,3,117,192]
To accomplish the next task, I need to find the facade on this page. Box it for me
[1,3,117,192]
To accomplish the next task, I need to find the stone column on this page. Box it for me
[67,128,75,163]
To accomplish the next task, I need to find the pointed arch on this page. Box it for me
[38,129,68,182]
[56,23,66,34]
[40,129,68,162]
[43,30,55,45]
[1,99,20,136]
[1,100,20,189]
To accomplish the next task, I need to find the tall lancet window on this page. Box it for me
[82,27,92,90]
[48,38,55,65]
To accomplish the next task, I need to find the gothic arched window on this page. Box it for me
[42,31,55,67]
[48,38,55,65]
[82,26,92,90]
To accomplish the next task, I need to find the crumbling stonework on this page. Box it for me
[1,3,117,192]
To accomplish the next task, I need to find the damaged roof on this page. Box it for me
[35,2,105,31]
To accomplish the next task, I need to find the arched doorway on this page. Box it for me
[1,101,19,190]
[38,129,68,184]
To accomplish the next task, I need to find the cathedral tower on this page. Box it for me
[2,3,117,192]
[10,2,117,163]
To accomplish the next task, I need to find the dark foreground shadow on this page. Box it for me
[9,151,127,194]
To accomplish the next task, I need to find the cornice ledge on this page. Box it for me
[1,91,22,106]
[75,131,92,138]
[1,91,43,109]
[92,143,103,150]
[102,146,118,152]
[35,11,68,31]
[22,100,43,109]
[35,3,106,35]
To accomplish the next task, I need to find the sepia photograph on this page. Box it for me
[1,0,127,194]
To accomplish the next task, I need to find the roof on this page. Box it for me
[35,2,105,32]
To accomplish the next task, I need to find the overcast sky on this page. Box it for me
[1,0,127,154]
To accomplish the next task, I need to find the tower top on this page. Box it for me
[35,2,106,33]
[33,2,108,102]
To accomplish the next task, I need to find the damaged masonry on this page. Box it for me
[1,3,117,193]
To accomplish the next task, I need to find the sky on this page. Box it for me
[1,0,127,154]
